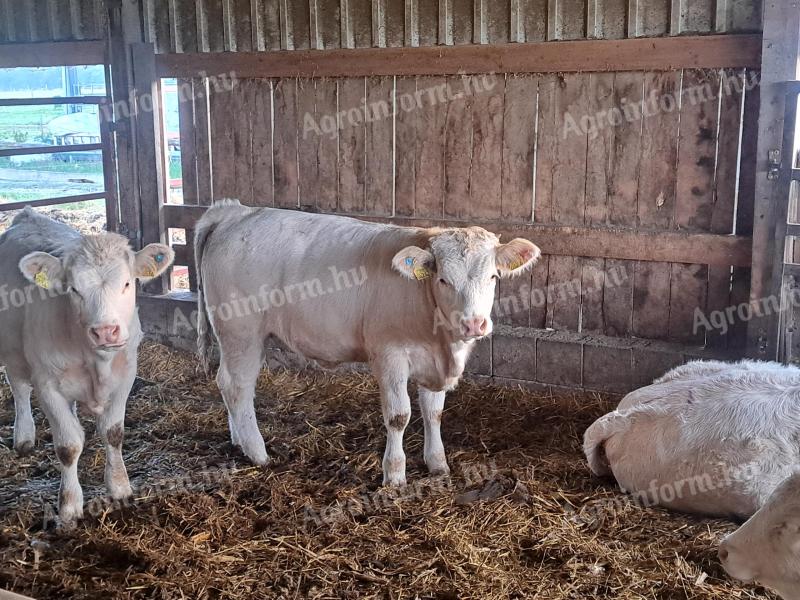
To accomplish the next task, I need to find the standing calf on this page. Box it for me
[584,359,800,518]
[0,209,173,524]
[195,201,539,486]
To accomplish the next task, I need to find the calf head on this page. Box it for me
[720,471,800,600]
[19,233,173,352]
[393,227,540,341]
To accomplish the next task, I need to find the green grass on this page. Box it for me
[0,191,42,203]
[0,157,103,175]
[0,105,65,143]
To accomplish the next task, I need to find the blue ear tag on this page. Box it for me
[155,253,165,264]
[405,257,413,266]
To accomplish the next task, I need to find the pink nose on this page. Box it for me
[90,325,122,346]
[462,317,489,337]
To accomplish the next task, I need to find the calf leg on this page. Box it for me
[8,373,35,455]
[418,387,449,476]
[39,386,85,524]
[375,359,411,487]
[96,391,132,501]
[217,342,268,465]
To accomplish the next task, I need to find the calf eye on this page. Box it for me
[124,281,131,291]
[70,287,82,299]
[438,278,449,286]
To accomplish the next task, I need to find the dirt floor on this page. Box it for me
[0,343,775,599]
[0,205,106,236]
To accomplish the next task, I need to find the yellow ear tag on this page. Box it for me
[413,266,432,281]
[507,258,524,271]
[34,271,50,289]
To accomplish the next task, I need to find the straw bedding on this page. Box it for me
[0,342,775,599]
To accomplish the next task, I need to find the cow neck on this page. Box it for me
[423,279,470,376]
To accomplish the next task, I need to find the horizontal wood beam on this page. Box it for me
[162,205,752,267]
[0,41,107,68]
[0,96,107,107]
[156,34,762,78]
[0,143,103,157]
[0,192,107,212]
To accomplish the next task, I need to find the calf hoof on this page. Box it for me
[14,440,34,456]
[59,503,84,526]
[383,473,407,488]
[109,481,133,501]
[237,442,270,466]
[425,455,450,477]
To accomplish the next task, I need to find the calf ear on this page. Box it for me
[134,244,175,281]
[392,246,436,281]
[496,238,541,277]
[19,252,64,290]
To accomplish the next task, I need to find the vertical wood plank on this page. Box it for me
[632,261,671,339]
[386,0,406,46]
[534,74,557,223]
[418,0,438,45]
[530,254,550,328]
[470,74,505,219]
[584,72,615,226]
[706,264,732,348]
[638,71,680,230]
[638,0,669,36]
[29,0,51,42]
[259,0,281,49]
[595,0,626,38]
[174,0,199,52]
[298,78,321,205]
[365,77,394,215]
[501,74,537,222]
[581,257,606,333]
[546,256,582,330]
[414,76,446,217]
[317,79,339,212]
[290,0,311,48]
[178,79,198,205]
[679,0,714,33]
[233,79,254,204]
[519,0,546,41]
[395,77,417,216]
[233,0,254,50]
[607,72,643,226]
[443,75,474,219]
[551,74,589,226]
[273,78,299,208]
[351,0,373,46]
[194,78,213,205]
[603,258,633,337]
[667,263,708,344]
[486,0,510,44]
[711,69,745,234]
[209,79,237,201]
[451,0,473,43]
[728,0,762,32]
[201,0,225,52]
[338,78,367,213]
[316,0,341,47]
[675,69,720,231]
[555,0,586,39]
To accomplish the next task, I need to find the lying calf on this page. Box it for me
[583,359,800,518]
[195,201,540,486]
[720,471,800,600]
[0,208,173,523]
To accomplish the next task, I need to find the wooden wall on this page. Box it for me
[0,0,107,42]
[143,0,762,53]
[139,0,765,392]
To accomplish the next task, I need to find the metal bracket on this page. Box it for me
[768,149,782,180]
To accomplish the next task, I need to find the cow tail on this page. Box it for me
[194,213,220,375]
[583,411,629,477]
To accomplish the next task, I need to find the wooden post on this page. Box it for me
[746,0,800,358]
[132,42,169,294]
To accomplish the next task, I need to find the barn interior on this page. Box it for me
[0,0,797,598]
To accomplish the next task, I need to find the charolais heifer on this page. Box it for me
[0,208,173,524]
[720,470,800,600]
[583,359,800,519]
[195,200,540,486]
